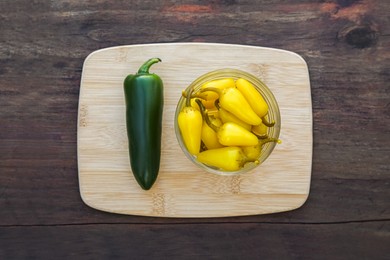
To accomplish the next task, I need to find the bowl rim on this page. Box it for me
[174,68,281,176]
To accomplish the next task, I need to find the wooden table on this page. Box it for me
[1,0,389,258]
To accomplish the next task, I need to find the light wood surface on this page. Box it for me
[77,43,312,217]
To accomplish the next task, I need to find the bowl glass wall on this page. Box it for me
[174,69,281,176]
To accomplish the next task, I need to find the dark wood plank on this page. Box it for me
[1,222,389,259]
[1,0,389,225]
[1,165,389,225]
[0,0,389,258]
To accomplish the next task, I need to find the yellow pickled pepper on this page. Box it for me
[190,98,218,116]
[194,99,224,149]
[196,78,235,109]
[251,122,268,137]
[236,78,275,127]
[217,122,258,146]
[190,98,201,110]
[196,99,258,147]
[183,79,233,110]
[198,78,235,100]
[202,78,236,90]
[236,78,268,117]
[215,100,252,131]
[242,145,261,161]
[190,92,217,109]
[201,116,224,150]
[197,146,252,171]
[200,87,262,125]
[178,91,203,155]
[242,138,282,161]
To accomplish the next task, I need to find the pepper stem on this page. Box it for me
[259,138,282,146]
[137,58,161,74]
[214,99,220,110]
[261,116,275,127]
[195,99,219,132]
[255,133,269,139]
[199,87,222,96]
[184,88,195,107]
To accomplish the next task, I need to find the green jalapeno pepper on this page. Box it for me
[124,58,163,190]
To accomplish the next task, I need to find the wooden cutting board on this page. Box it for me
[78,43,312,218]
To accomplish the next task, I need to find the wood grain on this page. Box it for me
[0,0,389,258]
[1,222,388,259]
[77,43,312,217]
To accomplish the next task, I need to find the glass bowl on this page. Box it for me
[174,68,281,176]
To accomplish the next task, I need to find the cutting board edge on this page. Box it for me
[81,42,309,68]
[77,42,313,218]
[78,191,310,218]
